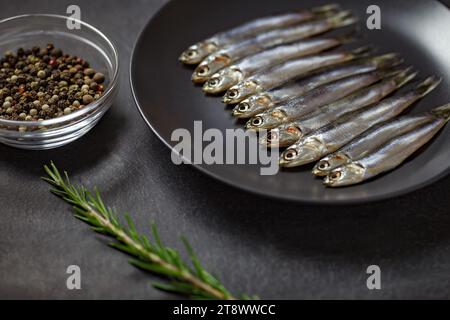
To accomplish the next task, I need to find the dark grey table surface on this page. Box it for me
[1,0,450,300]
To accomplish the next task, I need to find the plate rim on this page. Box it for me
[129,0,450,205]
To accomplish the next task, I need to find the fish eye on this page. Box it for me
[284,149,298,161]
[187,49,197,58]
[330,171,342,180]
[251,116,263,127]
[208,78,220,87]
[197,66,209,75]
[227,89,239,99]
[238,103,249,112]
[318,161,330,170]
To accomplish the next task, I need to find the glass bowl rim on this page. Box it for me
[0,13,119,128]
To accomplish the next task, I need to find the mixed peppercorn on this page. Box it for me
[0,44,106,122]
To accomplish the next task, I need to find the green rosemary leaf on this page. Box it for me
[109,242,140,256]
[42,163,245,300]
[73,213,91,224]
[152,281,209,298]
[129,259,183,278]
[182,237,206,279]
[152,281,192,296]
[140,234,154,252]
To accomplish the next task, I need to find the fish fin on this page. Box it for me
[414,76,442,98]
[328,11,358,29]
[431,103,450,122]
[368,53,404,69]
[389,67,418,88]
[311,4,341,14]
[351,46,373,59]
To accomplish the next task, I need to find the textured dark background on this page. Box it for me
[0,0,450,300]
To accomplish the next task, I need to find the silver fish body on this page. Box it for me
[246,66,403,132]
[194,12,355,83]
[179,4,340,65]
[315,115,433,177]
[262,69,419,147]
[200,34,352,88]
[324,104,450,187]
[233,53,403,118]
[314,77,442,175]
[279,71,430,168]
[223,46,370,104]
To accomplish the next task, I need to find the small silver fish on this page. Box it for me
[179,4,341,65]
[324,103,450,187]
[246,66,410,132]
[233,53,403,119]
[280,70,425,168]
[223,46,371,104]
[261,69,420,147]
[198,32,354,87]
[314,77,442,176]
[194,12,355,83]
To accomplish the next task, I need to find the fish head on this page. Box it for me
[233,94,273,118]
[192,53,232,83]
[279,138,324,168]
[323,163,366,187]
[312,153,351,177]
[245,109,287,131]
[223,80,259,104]
[260,124,303,148]
[179,41,218,65]
[203,68,243,94]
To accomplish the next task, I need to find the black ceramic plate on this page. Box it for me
[131,0,450,204]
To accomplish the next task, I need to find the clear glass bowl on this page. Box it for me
[0,14,119,150]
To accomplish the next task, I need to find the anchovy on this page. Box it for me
[198,32,354,87]
[179,4,341,65]
[324,103,450,187]
[314,77,441,176]
[261,69,422,147]
[222,46,371,104]
[194,12,355,83]
[246,66,411,132]
[279,72,434,168]
[233,53,403,118]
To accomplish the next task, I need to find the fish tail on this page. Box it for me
[369,53,404,69]
[431,103,450,122]
[389,67,418,88]
[311,4,341,14]
[328,10,358,29]
[414,76,442,98]
[351,46,373,59]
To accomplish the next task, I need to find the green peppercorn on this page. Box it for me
[37,70,46,78]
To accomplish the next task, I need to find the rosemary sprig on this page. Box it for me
[43,162,252,300]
